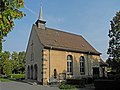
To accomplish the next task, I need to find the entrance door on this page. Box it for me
[93,67,99,79]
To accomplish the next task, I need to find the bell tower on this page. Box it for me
[35,0,46,29]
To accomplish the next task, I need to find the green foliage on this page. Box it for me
[0,0,25,53]
[0,40,2,53]
[0,51,26,75]
[59,82,76,90]
[11,51,25,74]
[10,74,25,79]
[3,59,13,76]
[0,51,13,76]
[107,11,120,73]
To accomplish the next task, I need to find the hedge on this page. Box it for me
[59,82,76,89]
[66,79,85,88]
[10,74,25,80]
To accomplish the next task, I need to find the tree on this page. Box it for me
[11,51,25,74]
[0,0,25,53]
[11,51,19,74]
[0,51,13,75]
[18,51,25,74]
[3,59,13,76]
[107,11,120,73]
[0,51,25,75]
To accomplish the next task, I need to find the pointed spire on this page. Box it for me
[36,0,46,29]
[38,0,43,20]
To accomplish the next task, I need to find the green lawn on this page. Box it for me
[0,74,25,82]
[0,77,13,82]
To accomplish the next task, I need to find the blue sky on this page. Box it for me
[3,0,120,60]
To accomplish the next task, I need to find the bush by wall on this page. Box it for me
[10,74,25,80]
[66,79,85,88]
[59,82,76,89]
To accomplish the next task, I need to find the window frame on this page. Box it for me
[67,55,73,75]
[80,56,85,75]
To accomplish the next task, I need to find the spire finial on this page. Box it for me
[39,0,43,20]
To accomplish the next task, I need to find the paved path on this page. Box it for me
[0,81,60,90]
[0,81,94,90]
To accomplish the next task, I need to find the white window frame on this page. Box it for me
[80,56,85,75]
[67,55,73,74]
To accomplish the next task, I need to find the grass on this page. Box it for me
[0,74,25,82]
[0,77,13,82]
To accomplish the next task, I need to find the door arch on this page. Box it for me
[34,64,38,80]
[27,66,30,79]
[31,65,33,79]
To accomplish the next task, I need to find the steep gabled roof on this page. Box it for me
[34,25,100,55]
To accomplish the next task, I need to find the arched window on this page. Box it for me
[67,55,73,74]
[80,56,85,75]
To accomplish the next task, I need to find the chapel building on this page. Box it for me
[25,4,105,85]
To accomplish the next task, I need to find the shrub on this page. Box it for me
[67,79,85,88]
[10,74,25,80]
[59,82,76,89]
